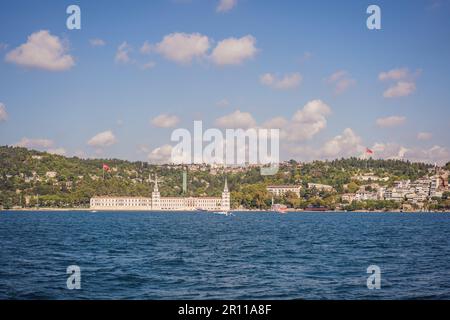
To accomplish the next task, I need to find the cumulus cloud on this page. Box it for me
[115,42,132,64]
[379,68,419,98]
[148,144,174,164]
[151,114,180,128]
[376,115,406,128]
[262,116,289,129]
[14,137,67,155]
[215,110,257,129]
[87,130,117,147]
[383,81,416,98]
[90,38,106,47]
[417,132,433,141]
[0,103,7,121]
[15,137,54,149]
[263,100,332,143]
[47,148,67,156]
[211,35,257,65]
[5,30,75,71]
[216,0,237,12]
[378,68,411,81]
[260,73,302,90]
[155,32,210,64]
[287,100,331,141]
[326,70,356,94]
[288,128,364,161]
[371,143,449,165]
[320,128,363,158]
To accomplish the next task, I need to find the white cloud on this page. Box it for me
[47,148,66,156]
[151,114,180,128]
[211,35,257,65]
[371,143,449,165]
[87,130,117,147]
[148,144,173,164]
[155,32,210,64]
[378,68,411,81]
[89,38,106,47]
[215,110,257,129]
[417,132,433,141]
[320,128,363,158]
[287,100,332,141]
[383,81,416,98]
[216,0,238,13]
[262,116,289,129]
[0,103,7,121]
[260,73,302,90]
[326,70,356,94]
[379,68,419,98]
[5,30,74,71]
[115,42,132,64]
[288,128,364,160]
[376,115,406,128]
[15,137,54,149]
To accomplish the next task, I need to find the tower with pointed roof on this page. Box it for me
[151,173,161,210]
[221,177,230,211]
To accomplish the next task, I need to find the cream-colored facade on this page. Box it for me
[267,185,301,198]
[90,176,230,211]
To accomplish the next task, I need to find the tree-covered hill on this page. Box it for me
[0,145,443,209]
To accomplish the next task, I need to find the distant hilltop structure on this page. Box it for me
[90,175,230,211]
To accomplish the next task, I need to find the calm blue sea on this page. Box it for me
[0,211,450,300]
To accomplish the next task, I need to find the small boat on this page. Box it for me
[90,210,98,213]
[213,211,233,216]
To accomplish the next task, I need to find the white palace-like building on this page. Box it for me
[90,176,231,211]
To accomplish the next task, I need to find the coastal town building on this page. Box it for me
[267,185,302,198]
[90,175,231,211]
[343,170,449,205]
[352,174,389,182]
[307,183,334,192]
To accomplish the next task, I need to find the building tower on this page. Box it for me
[221,177,230,211]
[151,174,161,210]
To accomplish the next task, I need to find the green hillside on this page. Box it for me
[0,145,443,210]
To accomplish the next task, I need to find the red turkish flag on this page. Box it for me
[366,148,374,154]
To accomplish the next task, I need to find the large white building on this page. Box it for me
[267,185,302,198]
[90,175,231,211]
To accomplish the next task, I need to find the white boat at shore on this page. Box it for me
[213,211,233,216]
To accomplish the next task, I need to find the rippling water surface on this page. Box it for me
[1,211,450,299]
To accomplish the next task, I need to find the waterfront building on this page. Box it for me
[267,185,302,198]
[90,175,231,211]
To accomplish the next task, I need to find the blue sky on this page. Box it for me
[0,0,449,164]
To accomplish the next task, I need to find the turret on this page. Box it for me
[221,177,230,211]
[151,173,161,210]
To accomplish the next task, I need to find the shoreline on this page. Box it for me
[1,208,449,213]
